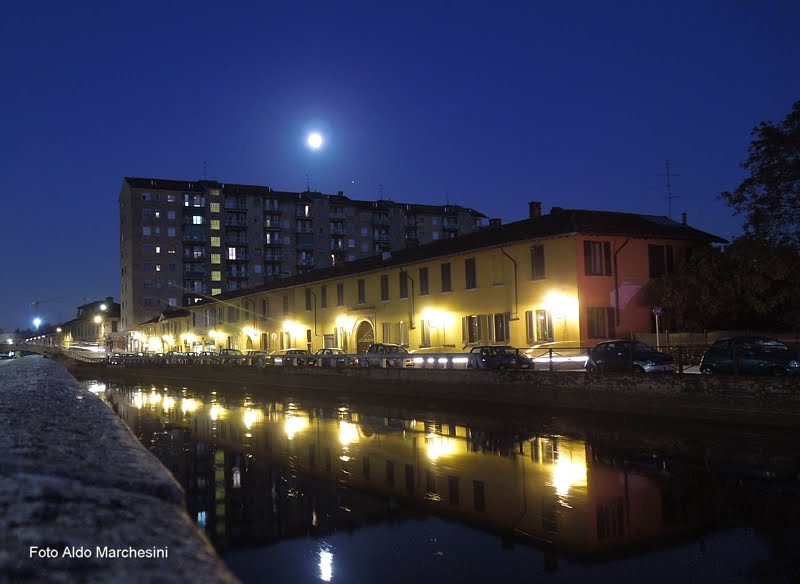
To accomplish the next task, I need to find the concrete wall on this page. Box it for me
[0,356,238,583]
[66,359,800,430]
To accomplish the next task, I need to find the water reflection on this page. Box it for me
[96,380,800,582]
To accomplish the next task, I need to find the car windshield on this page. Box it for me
[758,339,788,351]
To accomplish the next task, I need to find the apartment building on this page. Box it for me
[119,177,488,331]
[130,203,725,354]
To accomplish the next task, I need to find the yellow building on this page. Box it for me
[128,204,724,354]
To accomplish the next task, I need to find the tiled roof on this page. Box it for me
[199,208,726,306]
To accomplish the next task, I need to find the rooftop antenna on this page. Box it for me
[305,173,311,192]
[378,183,384,200]
[658,160,680,219]
[202,161,207,180]
[445,184,451,206]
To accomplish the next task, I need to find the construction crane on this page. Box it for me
[31,297,63,329]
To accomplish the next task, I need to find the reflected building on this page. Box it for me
[103,384,720,561]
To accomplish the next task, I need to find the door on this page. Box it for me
[355,321,374,354]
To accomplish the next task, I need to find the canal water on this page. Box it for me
[86,378,800,584]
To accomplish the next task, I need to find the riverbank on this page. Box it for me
[64,358,800,429]
[0,356,239,583]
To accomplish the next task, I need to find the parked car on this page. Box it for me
[309,347,349,367]
[699,336,800,376]
[585,340,675,373]
[362,343,413,367]
[269,348,310,366]
[469,345,534,370]
[217,348,246,364]
[244,350,269,366]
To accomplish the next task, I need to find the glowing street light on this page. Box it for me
[33,317,42,330]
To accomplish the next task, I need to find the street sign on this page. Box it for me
[652,306,663,316]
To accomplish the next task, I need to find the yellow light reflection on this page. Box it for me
[243,408,262,430]
[133,392,144,409]
[162,395,175,412]
[426,433,455,461]
[284,415,308,440]
[338,421,359,445]
[550,441,588,496]
[544,291,579,320]
[210,404,224,421]
[149,391,162,405]
[182,398,198,414]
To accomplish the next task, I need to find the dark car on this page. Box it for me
[362,343,413,367]
[308,347,349,367]
[585,340,675,373]
[468,345,534,370]
[269,348,310,366]
[699,336,800,376]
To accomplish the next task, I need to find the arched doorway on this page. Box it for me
[355,320,374,354]
[245,337,253,351]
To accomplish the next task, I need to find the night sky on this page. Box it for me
[2,1,799,332]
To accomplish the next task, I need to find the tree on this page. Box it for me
[721,100,800,249]
[650,238,800,331]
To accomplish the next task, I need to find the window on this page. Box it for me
[211,253,221,264]
[473,481,486,512]
[167,210,176,220]
[210,202,220,213]
[305,289,312,311]
[465,258,477,289]
[587,307,616,339]
[337,283,344,306]
[526,310,553,344]
[357,279,366,304]
[155,246,161,254]
[420,320,431,347]
[531,245,546,280]
[227,247,237,260]
[142,226,151,236]
[584,241,612,276]
[211,271,221,282]
[210,219,220,230]
[167,227,176,237]
[192,215,203,225]
[320,285,327,308]
[382,322,392,342]
[441,262,452,293]
[399,271,409,299]
[491,313,510,343]
[167,194,176,203]
[419,267,429,295]
[448,476,460,505]
[648,244,674,278]
[211,236,220,247]
[167,245,176,254]
[211,288,221,296]
[380,275,389,301]
[462,315,484,344]
[155,264,161,272]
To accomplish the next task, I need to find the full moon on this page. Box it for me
[307,132,323,149]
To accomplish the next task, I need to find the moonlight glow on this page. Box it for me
[307,132,323,149]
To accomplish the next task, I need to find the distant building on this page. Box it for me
[129,203,725,353]
[59,297,121,350]
[119,178,488,332]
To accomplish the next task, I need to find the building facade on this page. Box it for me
[119,178,488,332]
[57,297,121,350]
[129,204,725,354]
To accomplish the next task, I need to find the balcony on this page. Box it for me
[264,253,283,263]
[295,232,314,248]
[373,232,391,242]
[225,235,247,245]
[263,201,281,212]
[330,207,346,219]
[227,269,249,279]
[183,266,206,278]
[265,238,283,247]
[372,214,390,226]
[224,219,248,229]
[264,217,282,230]
[183,251,207,260]
[182,225,207,243]
[224,199,247,211]
[330,240,346,251]
[296,256,315,268]
[228,254,249,262]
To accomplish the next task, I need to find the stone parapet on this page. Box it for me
[0,356,239,583]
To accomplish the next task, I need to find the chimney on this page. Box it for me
[528,201,542,219]
[681,212,687,225]
[489,218,502,227]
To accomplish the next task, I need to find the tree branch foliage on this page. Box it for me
[651,238,800,331]
[720,100,800,248]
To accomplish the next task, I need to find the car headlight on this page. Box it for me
[644,361,656,366]
[789,360,799,368]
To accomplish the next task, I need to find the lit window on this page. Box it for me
[192,215,203,225]
[210,219,220,230]
[211,254,221,264]
[167,245,176,254]
[228,247,237,260]
[212,288,221,295]
[155,264,161,272]
[210,202,220,213]
[212,271,221,281]
[167,194,176,203]
[211,237,221,247]
[154,211,160,219]
[155,246,161,254]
